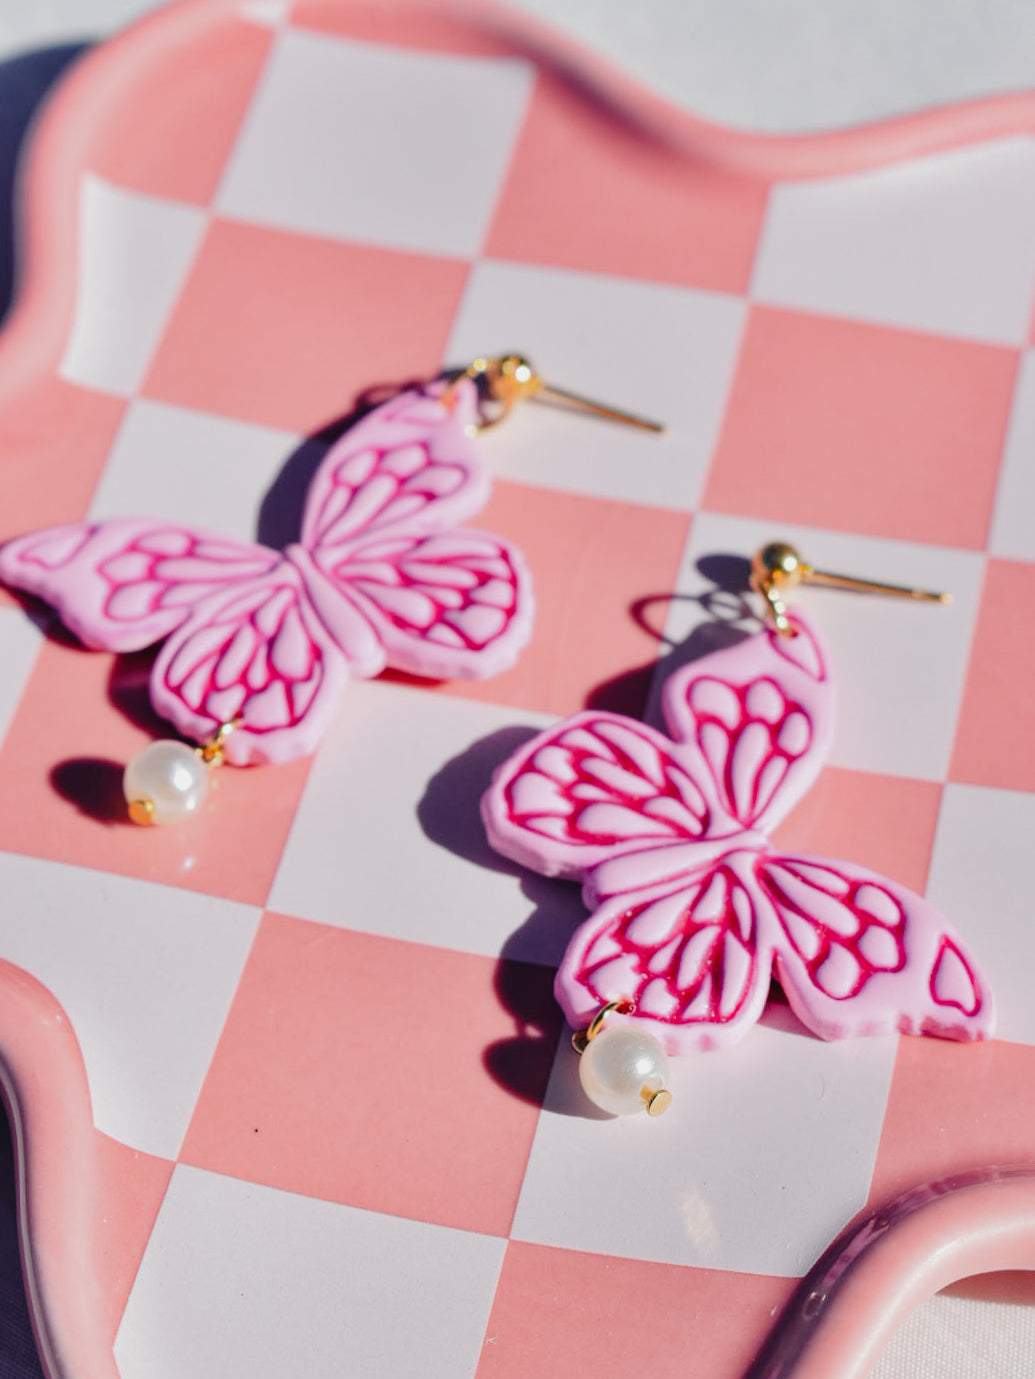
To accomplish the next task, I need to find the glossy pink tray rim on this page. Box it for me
[0,962,117,1379]
[745,1166,1035,1379]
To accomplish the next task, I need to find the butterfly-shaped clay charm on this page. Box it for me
[483,610,993,1053]
[0,380,532,767]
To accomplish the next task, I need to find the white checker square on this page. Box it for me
[512,1013,897,1276]
[58,175,207,396]
[927,784,1035,1046]
[89,399,298,543]
[0,609,42,748]
[446,259,746,510]
[237,0,289,26]
[659,514,984,782]
[990,348,1035,559]
[269,681,585,964]
[115,1165,506,1379]
[0,853,259,1158]
[216,29,534,257]
[754,136,1035,345]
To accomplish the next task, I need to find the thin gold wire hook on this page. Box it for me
[750,541,951,637]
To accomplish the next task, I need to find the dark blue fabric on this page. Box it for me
[0,1107,42,1379]
[0,40,90,1379]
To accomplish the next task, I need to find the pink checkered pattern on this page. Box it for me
[1,2,1035,1376]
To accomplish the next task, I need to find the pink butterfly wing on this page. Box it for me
[482,710,726,882]
[303,380,533,680]
[556,849,775,1053]
[150,553,358,766]
[661,611,834,837]
[0,520,279,652]
[318,526,533,681]
[301,381,487,551]
[761,853,995,1041]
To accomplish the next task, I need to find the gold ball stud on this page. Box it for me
[752,541,803,591]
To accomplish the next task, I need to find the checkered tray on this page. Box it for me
[1,1,1034,1375]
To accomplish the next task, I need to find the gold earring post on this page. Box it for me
[751,541,951,636]
[532,378,664,433]
[444,355,665,433]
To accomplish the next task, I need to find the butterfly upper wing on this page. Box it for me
[0,521,362,765]
[556,850,775,1053]
[761,853,995,1041]
[0,520,279,652]
[482,709,735,882]
[300,381,487,550]
[303,380,534,681]
[661,611,834,837]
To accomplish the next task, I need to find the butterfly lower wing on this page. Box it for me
[660,610,835,836]
[483,710,726,882]
[151,561,349,765]
[761,853,994,1041]
[557,849,774,1054]
[0,520,279,652]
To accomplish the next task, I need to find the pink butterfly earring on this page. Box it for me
[0,356,660,825]
[482,541,995,1118]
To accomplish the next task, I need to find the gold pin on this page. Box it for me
[442,354,664,434]
[197,717,242,766]
[571,998,630,1053]
[750,540,951,637]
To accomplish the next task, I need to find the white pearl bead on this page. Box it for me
[123,740,209,824]
[579,1024,671,1116]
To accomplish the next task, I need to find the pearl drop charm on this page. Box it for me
[578,1023,672,1117]
[123,740,210,825]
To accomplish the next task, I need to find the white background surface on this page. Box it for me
[1,1,1034,1377]
[5,0,1035,131]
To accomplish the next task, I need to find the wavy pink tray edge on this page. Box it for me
[2,2,1035,1376]
[0,962,116,1379]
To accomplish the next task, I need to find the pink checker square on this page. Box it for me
[180,913,561,1237]
[88,15,273,205]
[868,1036,1035,1208]
[91,1131,174,1344]
[705,306,1017,548]
[771,766,943,896]
[951,558,1035,791]
[477,1241,796,1379]
[0,378,125,541]
[0,637,309,905]
[142,218,470,433]
[484,71,767,293]
[439,480,692,719]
